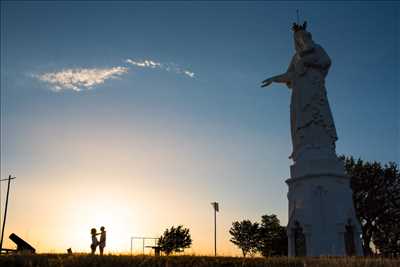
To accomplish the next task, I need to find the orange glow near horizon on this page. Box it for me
[1,109,287,256]
[1,160,270,256]
[0,144,256,255]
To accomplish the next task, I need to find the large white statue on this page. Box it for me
[262,21,337,163]
[261,22,363,256]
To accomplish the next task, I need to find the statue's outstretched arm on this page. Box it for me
[261,73,292,87]
[261,56,295,88]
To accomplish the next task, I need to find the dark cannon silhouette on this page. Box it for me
[0,233,36,254]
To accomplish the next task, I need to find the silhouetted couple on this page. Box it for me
[90,226,106,255]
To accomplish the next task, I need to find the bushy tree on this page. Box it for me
[258,214,288,256]
[229,220,260,257]
[158,225,192,255]
[343,156,400,256]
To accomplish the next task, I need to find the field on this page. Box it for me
[0,255,399,267]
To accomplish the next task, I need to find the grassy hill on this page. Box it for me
[0,254,399,267]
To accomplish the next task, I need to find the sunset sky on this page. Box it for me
[0,2,398,255]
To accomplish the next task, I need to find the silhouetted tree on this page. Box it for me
[158,225,192,255]
[258,214,288,256]
[229,220,260,257]
[343,156,400,256]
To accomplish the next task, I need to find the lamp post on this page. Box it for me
[211,202,219,256]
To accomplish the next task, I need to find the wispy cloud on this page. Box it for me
[183,70,195,78]
[125,59,195,78]
[36,66,129,92]
[126,59,161,68]
[35,59,195,92]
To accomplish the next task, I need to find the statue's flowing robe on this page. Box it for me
[288,45,337,161]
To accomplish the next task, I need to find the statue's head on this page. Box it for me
[292,21,315,53]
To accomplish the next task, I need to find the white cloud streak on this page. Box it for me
[37,66,129,92]
[125,59,195,78]
[184,70,195,78]
[126,59,161,68]
[35,59,195,92]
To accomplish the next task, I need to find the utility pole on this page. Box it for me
[211,202,219,256]
[0,175,16,254]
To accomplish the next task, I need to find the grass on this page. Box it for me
[0,254,398,267]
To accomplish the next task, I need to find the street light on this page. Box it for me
[211,202,219,256]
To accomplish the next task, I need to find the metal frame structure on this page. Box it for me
[130,236,158,255]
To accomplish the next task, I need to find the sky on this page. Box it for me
[0,1,399,255]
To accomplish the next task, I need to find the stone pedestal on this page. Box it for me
[286,157,363,256]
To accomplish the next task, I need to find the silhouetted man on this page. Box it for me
[98,226,106,255]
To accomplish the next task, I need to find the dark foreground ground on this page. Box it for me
[0,254,399,267]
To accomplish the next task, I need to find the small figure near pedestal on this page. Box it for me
[293,221,306,256]
[344,219,356,256]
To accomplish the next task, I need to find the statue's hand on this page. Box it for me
[261,77,274,87]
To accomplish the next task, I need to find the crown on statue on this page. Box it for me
[292,21,307,32]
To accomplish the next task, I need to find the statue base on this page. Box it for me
[290,157,345,178]
[286,160,364,256]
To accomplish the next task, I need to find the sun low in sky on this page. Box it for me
[0,2,398,255]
